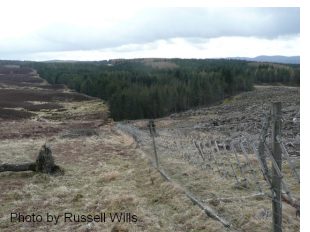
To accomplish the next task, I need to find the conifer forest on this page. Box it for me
[1,59,300,121]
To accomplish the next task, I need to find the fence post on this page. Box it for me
[271,102,282,232]
[148,120,159,169]
[259,115,271,179]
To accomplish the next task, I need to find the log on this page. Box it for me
[0,162,37,172]
[0,145,63,175]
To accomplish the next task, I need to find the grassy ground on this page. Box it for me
[128,82,300,231]
[0,129,230,231]
[125,128,300,232]
[0,67,229,231]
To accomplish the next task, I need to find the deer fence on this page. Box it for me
[115,102,300,231]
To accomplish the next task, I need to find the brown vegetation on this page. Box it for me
[0,66,300,231]
[0,109,36,120]
[0,67,93,120]
[128,84,300,231]
[0,67,225,231]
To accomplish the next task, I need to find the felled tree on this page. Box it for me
[0,144,63,175]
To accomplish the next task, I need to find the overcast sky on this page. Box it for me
[0,2,300,61]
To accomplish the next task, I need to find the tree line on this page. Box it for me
[0,59,300,120]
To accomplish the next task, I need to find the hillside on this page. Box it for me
[120,84,300,231]
[40,56,301,65]
[0,66,300,231]
[161,85,300,142]
[0,66,229,231]
[226,55,300,64]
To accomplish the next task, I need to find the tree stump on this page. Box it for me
[0,144,63,175]
[36,144,55,174]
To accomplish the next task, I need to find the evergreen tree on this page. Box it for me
[17,58,299,121]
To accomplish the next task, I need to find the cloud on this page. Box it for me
[0,7,300,60]
[102,7,300,45]
[3,34,299,61]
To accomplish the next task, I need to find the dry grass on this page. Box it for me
[1,127,229,231]
[0,67,300,231]
[135,132,300,231]
[0,69,229,231]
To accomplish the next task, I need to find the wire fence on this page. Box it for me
[115,103,300,231]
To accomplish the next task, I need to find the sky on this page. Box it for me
[0,2,301,61]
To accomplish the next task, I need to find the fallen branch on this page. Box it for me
[0,162,37,172]
[282,190,300,217]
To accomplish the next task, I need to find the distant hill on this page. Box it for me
[226,55,300,64]
[42,56,300,64]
